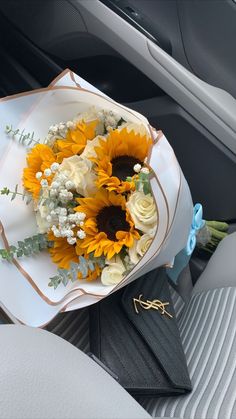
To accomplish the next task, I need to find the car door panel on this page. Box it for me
[177,0,236,99]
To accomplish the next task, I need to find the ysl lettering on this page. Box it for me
[133,294,173,318]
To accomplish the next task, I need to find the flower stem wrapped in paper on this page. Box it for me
[0,70,193,326]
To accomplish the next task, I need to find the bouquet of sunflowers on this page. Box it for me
[0,70,193,326]
[6,110,158,288]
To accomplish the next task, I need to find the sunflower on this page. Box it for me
[75,189,140,260]
[55,119,98,162]
[47,231,100,281]
[91,127,152,193]
[23,144,56,199]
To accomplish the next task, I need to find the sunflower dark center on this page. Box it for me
[111,155,142,181]
[96,205,130,241]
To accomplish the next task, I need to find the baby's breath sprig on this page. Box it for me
[0,234,50,262]
[5,125,40,146]
[48,254,105,289]
[1,185,32,204]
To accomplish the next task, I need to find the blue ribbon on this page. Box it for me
[167,203,205,284]
[186,203,205,256]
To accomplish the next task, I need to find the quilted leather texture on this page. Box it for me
[90,269,191,396]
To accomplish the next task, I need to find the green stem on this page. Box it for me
[1,190,23,197]
[206,220,229,232]
[5,125,40,145]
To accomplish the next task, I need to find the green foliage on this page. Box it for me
[48,254,106,289]
[5,124,40,146]
[132,172,151,195]
[206,220,229,232]
[126,172,151,195]
[0,234,50,262]
[197,221,229,254]
[1,185,32,204]
[116,117,126,127]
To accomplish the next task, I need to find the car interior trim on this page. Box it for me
[74,0,236,155]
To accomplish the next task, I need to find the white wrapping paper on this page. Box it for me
[0,70,193,326]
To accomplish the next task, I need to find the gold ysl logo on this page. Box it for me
[133,294,173,318]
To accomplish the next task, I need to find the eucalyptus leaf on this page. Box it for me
[0,233,50,262]
[5,124,40,146]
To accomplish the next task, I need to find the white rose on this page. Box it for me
[126,191,157,234]
[76,107,104,135]
[35,211,49,234]
[76,107,99,126]
[101,255,126,286]
[119,122,148,137]
[80,135,104,159]
[129,233,153,265]
[34,191,50,233]
[59,155,97,197]
[128,241,140,265]
[35,202,50,233]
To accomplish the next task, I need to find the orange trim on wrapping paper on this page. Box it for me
[0,70,181,322]
[0,221,108,306]
[48,68,82,89]
[148,126,163,145]
[48,69,73,87]
[68,70,82,88]
[110,137,183,293]
[0,293,102,329]
[0,69,74,103]
[0,83,155,305]
[0,70,76,168]
[110,169,172,294]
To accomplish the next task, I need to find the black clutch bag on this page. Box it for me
[89,268,192,396]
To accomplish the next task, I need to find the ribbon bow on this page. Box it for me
[186,203,205,256]
[167,203,205,284]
